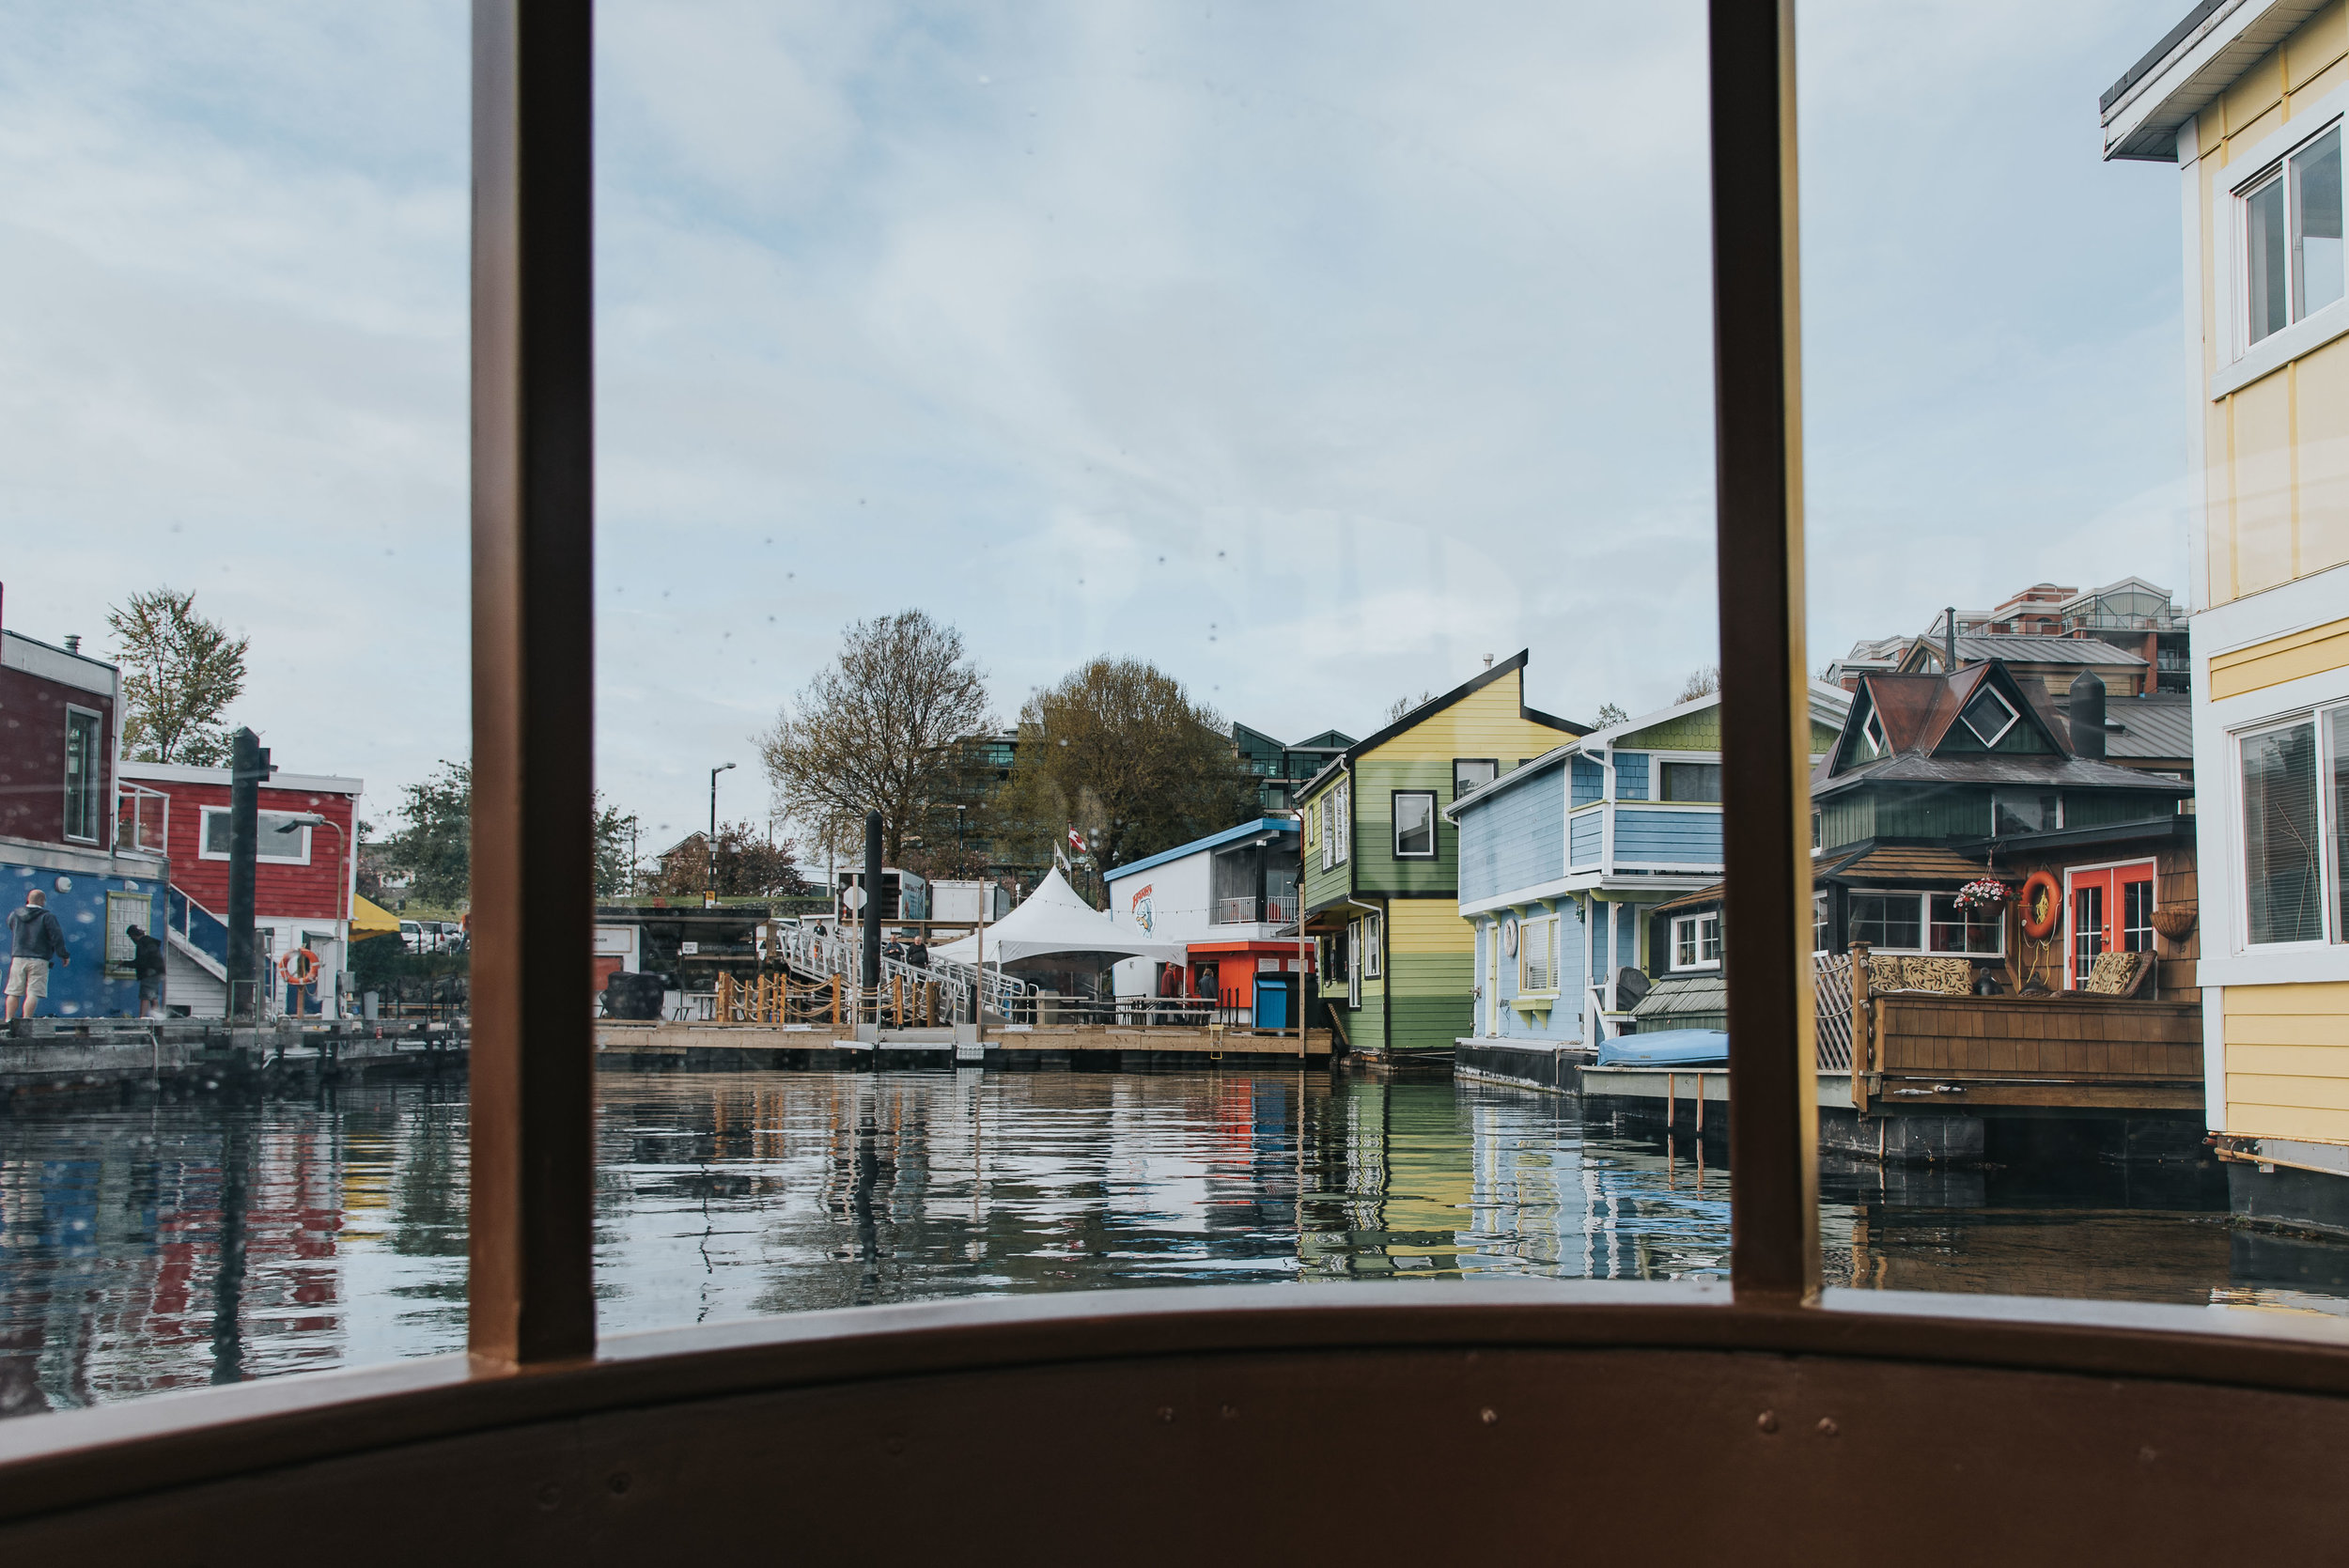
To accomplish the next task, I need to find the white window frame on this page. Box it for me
[199,805,314,865]
[1392,790,1439,860]
[1657,759,1724,804]
[62,704,103,844]
[1333,781,1351,865]
[2232,712,2334,953]
[1361,911,1382,979]
[1518,913,1558,994]
[1844,889,2002,958]
[1861,708,1890,760]
[1671,911,1721,971]
[2211,101,2349,398]
[2061,857,2158,990]
[1958,685,2019,747]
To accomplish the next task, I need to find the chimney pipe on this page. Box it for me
[62,634,79,654]
[2069,671,2106,760]
[1943,609,1956,673]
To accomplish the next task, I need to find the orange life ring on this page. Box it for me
[2018,872,2061,940]
[278,946,321,986]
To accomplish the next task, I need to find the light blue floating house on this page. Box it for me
[1444,684,1849,1085]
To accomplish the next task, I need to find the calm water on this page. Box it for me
[5,1067,2346,1418]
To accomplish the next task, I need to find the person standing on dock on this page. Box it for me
[126,924,166,1019]
[5,889,70,1021]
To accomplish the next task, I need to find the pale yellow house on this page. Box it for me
[2106,1,2349,1233]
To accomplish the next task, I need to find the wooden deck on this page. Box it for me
[1859,993,2202,1112]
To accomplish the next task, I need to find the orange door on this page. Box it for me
[2067,862,2155,988]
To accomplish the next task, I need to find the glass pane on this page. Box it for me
[1848,893,1921,952]
[2332,710,2349,943]
[1393,794,1436,857]
[1659,760,1722,802]
[0,5,470,1416]
[2293,128,2343,319]
[2248,175,2290,343]
[2244,724,2323,945]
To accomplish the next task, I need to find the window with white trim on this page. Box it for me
[1859,707,1890,761]
[2241,717,2324,945]
[1361,910,1382,978]
[1846,890,2001,956]
[64,707,101,843]
[200,806,313,863]
[1392,790,1437,858]
[1518,913,1556,992]
[1671,911,1721,970]
[1659,761,1721,802]
[2243,125,2343,347]
[1332,782,1350,865]
[1958,686,2017,747]
[1453,758,1497,798]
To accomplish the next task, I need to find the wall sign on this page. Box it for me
[1501,915,1518,957]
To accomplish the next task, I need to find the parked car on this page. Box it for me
[400,920,427,954]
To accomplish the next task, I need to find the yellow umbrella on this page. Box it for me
[350,894,403,939]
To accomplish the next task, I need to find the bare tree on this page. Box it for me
[999,658,1255,882]
[1677,666,1721,703]
[1382,690,1436,725]
[758,610,993,867]
[106,587,249,764]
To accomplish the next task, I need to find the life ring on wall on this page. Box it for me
[278,946,321,987]
[2017,872,2061,940]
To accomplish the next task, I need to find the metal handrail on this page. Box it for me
[767,920,1035,1021]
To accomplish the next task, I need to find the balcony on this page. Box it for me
[1215,896,1297,925]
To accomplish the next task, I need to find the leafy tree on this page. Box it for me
[106,586,249,764]
[759,610,994,866]
[389,760,471,908]
[1594,701,1630,726]
[1677,666,1721,703]
[649,821,807,899]
[998,657,1255,883]
[592,795,638,898]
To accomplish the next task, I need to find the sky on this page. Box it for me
[0,0,2198,850]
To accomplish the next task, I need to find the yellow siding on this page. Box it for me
[2208,614,2349,697]
[2225,983,2349,1143]
[2199,8,2349,609]
[1389,897,1473,955]
[1359,669,1567,768]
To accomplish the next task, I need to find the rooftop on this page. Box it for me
[1101,816,1298,883]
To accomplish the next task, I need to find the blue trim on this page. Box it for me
[1101,817,1299,883]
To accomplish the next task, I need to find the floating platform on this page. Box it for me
[594,1019,1332,1070]
[0,1017,467,1106]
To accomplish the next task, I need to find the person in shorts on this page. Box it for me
[6,888,70,1021]
[126,923,167,1018]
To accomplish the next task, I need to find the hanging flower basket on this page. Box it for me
[2149,905,2198,942]
[1953,878,2012,912]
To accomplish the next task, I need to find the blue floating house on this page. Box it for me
[1444,684,1849,1078]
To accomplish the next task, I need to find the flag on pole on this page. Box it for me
[1068,829,1087,854]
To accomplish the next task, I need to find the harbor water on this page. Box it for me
[5,1067,2344,1419]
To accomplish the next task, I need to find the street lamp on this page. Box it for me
[276,812,347,1017]
[708,762,736,909]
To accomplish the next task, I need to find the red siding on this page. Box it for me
[0,664,114,848]
[145,780,357,920]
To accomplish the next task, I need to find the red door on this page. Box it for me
[2067,862,2155,988]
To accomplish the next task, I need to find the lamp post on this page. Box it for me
[276,812,348,1018]
[708,762,736,909]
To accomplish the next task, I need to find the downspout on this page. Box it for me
[1339,755,1390,1055]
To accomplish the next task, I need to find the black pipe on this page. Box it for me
[226,728,268,1021]
[862,810,883,1020]
[2069,670,2107,760]
[1944,607,1957,672]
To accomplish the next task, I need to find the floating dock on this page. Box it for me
[0,1017,468,1106]
[595,1019,1333,1071]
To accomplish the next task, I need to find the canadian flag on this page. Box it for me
[1067,829,1088,854]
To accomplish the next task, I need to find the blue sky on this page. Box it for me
[0,1,2193,847]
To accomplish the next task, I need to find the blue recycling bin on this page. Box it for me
[1252,975,1293,1031]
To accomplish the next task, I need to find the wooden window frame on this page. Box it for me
[11,10,2346,1533]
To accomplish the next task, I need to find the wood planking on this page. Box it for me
[1875,996,2200,1081]
[2226,981,2349,1141]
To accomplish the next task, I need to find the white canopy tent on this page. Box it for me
[930,868,1186,972]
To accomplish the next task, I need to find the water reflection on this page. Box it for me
[3,1070,2343,1417]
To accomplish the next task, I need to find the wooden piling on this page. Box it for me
[1849,940,1873,1118]
[893,975,905,1028]
[830,976,841,1026]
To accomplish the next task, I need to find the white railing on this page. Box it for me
[1215,895,1299,925]
[767,920,1034,1021]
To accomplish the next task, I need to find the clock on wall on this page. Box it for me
[1501,915,1518,957]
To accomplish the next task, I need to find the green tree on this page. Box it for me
[648,821,808,899]
[105,586,249,764]
[759,609,995,866]
[390,761,471,908]
[592,795,638,898]
[999,658,1255,886]
[1594,701,1630,726]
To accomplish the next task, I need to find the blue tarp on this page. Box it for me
[1595,1028,1729,1067]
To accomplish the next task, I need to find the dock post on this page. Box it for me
[1850,940,1872,1118]
[831,976,841,1026]
[893,974,904,1028]
[1696,1073,1705,1135]
[1667,1071,1675,1131]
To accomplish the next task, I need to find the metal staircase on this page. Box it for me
[165,886,230,982]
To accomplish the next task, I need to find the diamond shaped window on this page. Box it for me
[1960,687,2018,747]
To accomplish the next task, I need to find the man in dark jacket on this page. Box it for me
[6,889,70,1021]
[126,924,167,1018]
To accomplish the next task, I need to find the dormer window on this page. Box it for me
[1960,687,2018,747]
[1860,709,1890,759]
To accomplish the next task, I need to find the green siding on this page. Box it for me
[1301,776,1353,912]
[1387,951,1470,1050]
[2064,791,2176,828]
[1618,711,1838,753]
[1352,758,1461,896]
[1821,793,1875,850]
